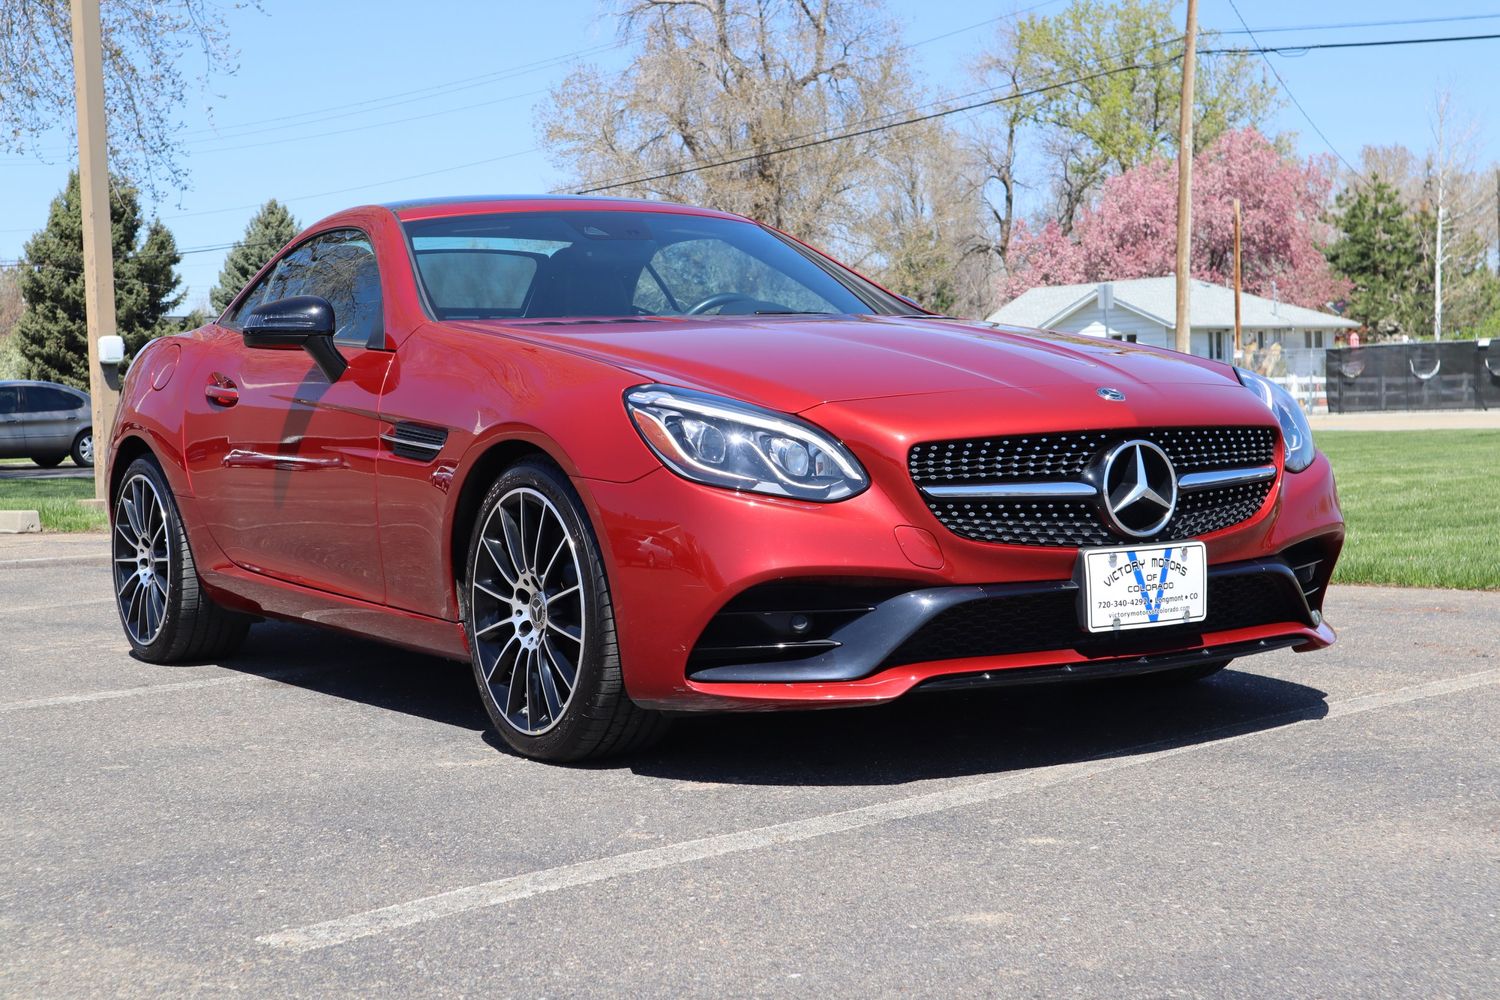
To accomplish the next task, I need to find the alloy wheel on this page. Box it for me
[112,473,171,646]
[78,433,94,465]
[470,486,586,736]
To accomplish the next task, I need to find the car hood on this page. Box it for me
[449,314,1236,413]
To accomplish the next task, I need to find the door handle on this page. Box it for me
[205,374,238,407]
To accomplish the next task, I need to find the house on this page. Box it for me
[986,275,1358,373]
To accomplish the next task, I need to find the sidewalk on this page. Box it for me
[1311,409,1500,431]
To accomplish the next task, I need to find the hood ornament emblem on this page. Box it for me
[1096,387,1126,402]
[1099,439,1177,538]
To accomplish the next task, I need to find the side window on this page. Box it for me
[226,229,383,347]
[26,386,84,412]
[227,240,316,328]
[303,232,383,346]
[0,386,18,415]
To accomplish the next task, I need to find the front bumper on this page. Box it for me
[581,450,1343,712]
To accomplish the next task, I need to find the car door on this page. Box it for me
[183,229,394,602]
[21,384,86,455]
[0,385,22,458]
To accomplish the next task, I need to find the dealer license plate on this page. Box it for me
[1078,541,1208,633]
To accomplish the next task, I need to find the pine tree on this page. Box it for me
[11,172,183,388]
[1325,176,1426,337]
[209,200,299,314]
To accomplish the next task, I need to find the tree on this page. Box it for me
[0,1,244,194]
[1000,129,1344,309]
[10,172,183,388]
[1326,178,1426,336]
[842,117,990,316]
[973,0,1278,238]
[1343,93,1500,340]
[541,0,929,247]
[209,200,300,314]
[0,268,24,379]
[0,268,22,339]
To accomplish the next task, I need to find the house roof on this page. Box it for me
[987,275,1358,331]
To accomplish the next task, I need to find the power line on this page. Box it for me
[183,88,550,156]
[1219,12,1500,35]
[1205,32,1500,54]
[176,43,622,142]
[577,30,1500,196]
[576,54,1182,194]
[1221,0,1362,182]
[566,28,1184,197]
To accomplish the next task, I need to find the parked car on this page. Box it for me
[0,380,94,467]
[104,196,1344,762]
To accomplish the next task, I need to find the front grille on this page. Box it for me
[881,567,1308,670]
[910,426,1277,547]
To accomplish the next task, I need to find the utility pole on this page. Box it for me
[1232,198,1242,363]
[1173,0,1198,355]
[1434,201,1444,342]
[69,0,119,503]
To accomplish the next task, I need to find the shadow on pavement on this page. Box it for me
[215,620,1329,786]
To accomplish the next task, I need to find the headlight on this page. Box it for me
[624,385,868,501]
[1235,367,1316,472]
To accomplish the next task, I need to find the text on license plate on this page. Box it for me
[1078,541,1208,633]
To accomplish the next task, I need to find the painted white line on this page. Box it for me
[0,668,323,713]
[258,667,1500,953]
[0,554,111,567]
[0,597,114,616]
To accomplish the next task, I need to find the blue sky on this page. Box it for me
[1,0,1496,309]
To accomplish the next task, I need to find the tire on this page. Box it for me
[71,428,94,467]
[111,455,252,663]
[462,458,668,762]
[31,454,64,468]
[1129,658,1232,686]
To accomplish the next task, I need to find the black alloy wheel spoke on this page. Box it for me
[471,486,587,737]
[113,474,171,647]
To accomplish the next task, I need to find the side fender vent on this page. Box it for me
[382,422,448,462]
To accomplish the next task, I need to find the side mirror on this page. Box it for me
[243,295,348,382]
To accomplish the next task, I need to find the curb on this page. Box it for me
[0,510,42,534]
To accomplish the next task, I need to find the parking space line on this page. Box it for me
[0,554,111,568]
[0,597,114,616]
[258,666,1500,953]
[0,668,319,713]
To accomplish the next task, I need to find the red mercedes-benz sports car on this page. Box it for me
[106,196,1343,761]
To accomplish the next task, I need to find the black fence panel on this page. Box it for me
[1325,340,1499,412]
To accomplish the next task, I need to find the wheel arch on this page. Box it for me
[109,433,155,502]
[448,438,565,593]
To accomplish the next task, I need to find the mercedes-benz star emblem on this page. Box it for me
[1096,387,1126,402]
[1100,439,1177,538]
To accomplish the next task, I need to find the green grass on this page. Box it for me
[0,474,107,532]
[3,430,1495,587]
[1320,430,1500,590]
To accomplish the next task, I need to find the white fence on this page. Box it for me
[1243,347,1328,412]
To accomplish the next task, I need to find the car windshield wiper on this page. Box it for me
[752,310,837,315]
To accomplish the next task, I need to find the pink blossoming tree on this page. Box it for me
[999,130,1347,309]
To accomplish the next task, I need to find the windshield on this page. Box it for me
[402,210,897,321]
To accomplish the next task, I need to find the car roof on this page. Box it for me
[378,194,747,224]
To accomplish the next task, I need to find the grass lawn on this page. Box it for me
[0,474,107,533]
[1320,429,1500,590]
[2,429,1495,589]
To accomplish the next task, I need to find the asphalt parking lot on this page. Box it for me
[3,534,1497,997]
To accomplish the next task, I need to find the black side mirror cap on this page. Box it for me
[243,296,348,381]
